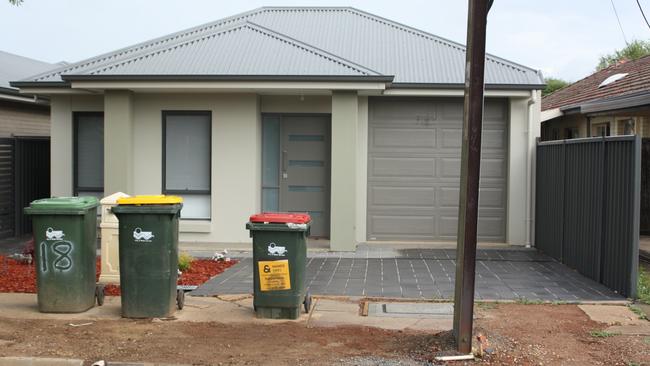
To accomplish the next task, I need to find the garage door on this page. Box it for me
[367,97,508,242]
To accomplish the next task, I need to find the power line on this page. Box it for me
[610,0,629,44]
[637,0,650,30]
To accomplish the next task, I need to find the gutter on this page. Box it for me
[10,81,70,89]
[12,76,547,91]
[391,82,546,91]
[0,87,50,104]
[60,74,396,83]
[550,90,650,117]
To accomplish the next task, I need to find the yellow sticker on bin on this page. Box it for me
[258,260,291,291]
[117,195,183,205]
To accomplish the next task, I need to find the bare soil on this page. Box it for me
[474,304,650,365]
[0,304,648,365]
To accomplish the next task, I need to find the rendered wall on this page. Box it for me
[49,95,104,197]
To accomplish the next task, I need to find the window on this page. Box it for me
[163,111,211,219]
[592,123,610,137]
[551,128,560,141]
[622,119,635,135]
[74,112,104,200]
[262,117,280,212]
[564,127,579,139]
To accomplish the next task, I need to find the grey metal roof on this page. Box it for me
[19,7,544,87]
[72,22,380,77]
[0,50,57,90]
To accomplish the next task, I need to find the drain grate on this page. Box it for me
[367,302,453,318]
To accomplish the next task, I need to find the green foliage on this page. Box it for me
[178,252,194,272]
[515,297,544,305]
[551,300,570,305]
[476,301,498,310]
[8,0,24,5]
[597,40,650,71]
[543,77,570,96]
[639,267,650,305]
[589,330,619,338]
[628,305,648,320]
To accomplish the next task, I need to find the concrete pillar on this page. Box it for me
[98,191,130,283]
[355,96,369,244]
[507,97,528,246]
[330,91,358,251]
[49,95,73,197]
[104,90,134,195]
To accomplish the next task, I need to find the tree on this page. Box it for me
[543,77,570,96]
[8,0,24,4]
[597,40,650,70]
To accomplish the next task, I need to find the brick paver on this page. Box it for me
[191,247,623,301]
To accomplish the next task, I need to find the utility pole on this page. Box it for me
[453,0,493,354]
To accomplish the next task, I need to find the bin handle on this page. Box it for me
[282,150,288,178]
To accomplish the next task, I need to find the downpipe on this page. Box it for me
[525,91,538,248]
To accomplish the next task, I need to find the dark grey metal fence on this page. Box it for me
[641,139,650,235]
[14,137,50,236]
[536,136,641,298]
[0,138,15,239]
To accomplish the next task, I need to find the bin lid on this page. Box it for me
[25,196,99,215]
[117,195,183,205]
[249,212,311,224]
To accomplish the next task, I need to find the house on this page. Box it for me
[0,51,57,239]
[11,7,544,251]
[541,55,650,141]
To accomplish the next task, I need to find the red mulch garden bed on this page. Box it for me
[0,255,237,296]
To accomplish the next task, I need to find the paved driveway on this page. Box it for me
[192,246,623,302]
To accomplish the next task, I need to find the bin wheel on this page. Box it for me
[303,292,312,313]
[95,285,105,306]
[177,289,185,310]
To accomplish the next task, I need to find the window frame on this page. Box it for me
[592,122,611,137]
[161,111,212,218]
[73,111,104,196]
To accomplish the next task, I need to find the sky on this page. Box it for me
[2,0,650,82]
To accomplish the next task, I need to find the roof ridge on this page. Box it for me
[78,21,378,77]
[340,7,539,75]
[246,21,383,76]
[25,7,268,82]
[0,50,56,67]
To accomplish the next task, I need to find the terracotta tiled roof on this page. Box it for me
[542,55,650,111]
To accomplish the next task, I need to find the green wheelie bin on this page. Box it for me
[246,213,312,319]
[24,197,104,313]
[111,195,183,318]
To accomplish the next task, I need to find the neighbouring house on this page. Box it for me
[541,55,650,141]
[0,51,57,239]
[11,7,544,251]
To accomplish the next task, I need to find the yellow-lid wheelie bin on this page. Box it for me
[111,195,183,318]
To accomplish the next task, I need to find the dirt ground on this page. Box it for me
[0,304,648,366]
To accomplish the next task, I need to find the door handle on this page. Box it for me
[282,150,288,179]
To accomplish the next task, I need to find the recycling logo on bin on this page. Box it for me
[45,227,65,240]
[267,242,287,256]
[133,227,155,242]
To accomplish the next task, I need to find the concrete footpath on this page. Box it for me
[0,292,646,366]
[0,293,453,332]
[0,293,453,365]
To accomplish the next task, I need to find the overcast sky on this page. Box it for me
[2,0,650,82]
